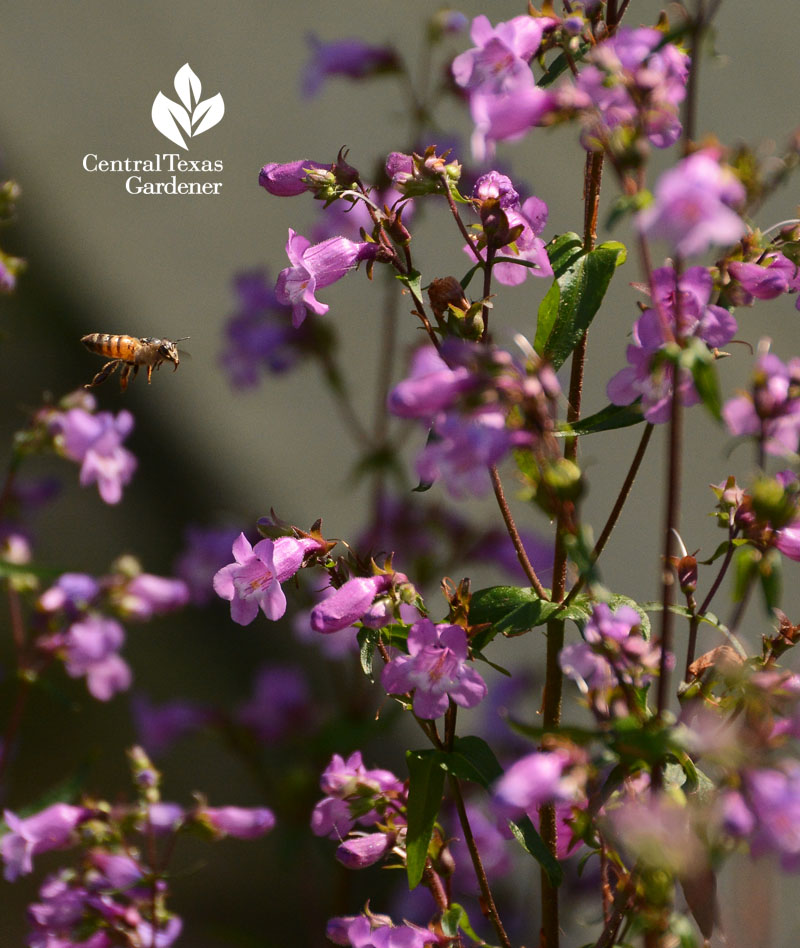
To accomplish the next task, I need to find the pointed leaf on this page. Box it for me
[151,92,190,149]
[508,815,563,887]
[441,903,485,943]
[535,234,627,369]
[468,586,590,650]
[555,401,645,437]
[174,63,201,111]
[193,93,225,135]
[442,735,504,789]
[405,749,446,889]
[682,337,722,421]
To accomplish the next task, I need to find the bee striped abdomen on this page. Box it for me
[81,333,138,362]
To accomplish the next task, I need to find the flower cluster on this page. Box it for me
[389,339,560,496]
[723,348,800,457]
[607,265,738,422]
[35,561,188,701]
[44,392,137,505]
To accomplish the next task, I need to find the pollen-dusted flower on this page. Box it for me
[381,618,487,720]
[275,229,378,328]
[213,533,287,624]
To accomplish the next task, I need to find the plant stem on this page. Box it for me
[489,465,548,599]
[450,776,513,948]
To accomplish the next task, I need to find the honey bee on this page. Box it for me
[81,333,189,391]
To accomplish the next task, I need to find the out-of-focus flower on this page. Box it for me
[492,750,574,821]
[452,14,556,160]
[558,27,688,152]
[39,573,100,615]
[235,664,312,741]
[1,803,87,881]
[195,805,276,840]
[382,618,487,719]
[220,271,315,387]
[62,615,132,701]
[607,265,737,422]
[114,572,190,620]
[50,405,137,505]
[174,524,244,605]
[275,229,378,327]
[302,35,400,98]
[131,694,211,757]
[327,914,438,948]
[638,150,746,257]
[723,349,800,457]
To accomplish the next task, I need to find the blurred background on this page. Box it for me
[0,1,798,945]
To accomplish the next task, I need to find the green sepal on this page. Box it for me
[441,903,488,944]
[442,735,504,789]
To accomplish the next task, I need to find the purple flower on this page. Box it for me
[335,831,395,869]
[235,664,312,741]
[131,694,210,757]
[417,408,515,497]
[722,350,800,456]
[492,750,571,820]
[258,158,329,196]
[1,803,86,881]
[116,573,189,620]
[327,914,438,948]
[302,35,399,98]
[275,229,378,327]
[559,27,688,151]
[220,271,312,387]
[311,751,404,839]
[62,615,132,700]
[310,574,394,634]
[638,150,746,257]
[174,525,244,605]
[452,15,556,159]
[729,252,800,308]
[467,176,552,285]
[50,406,136,505]
[387,345,473,421]
[213,533,287,625]
[607,265,738,422]
[197,805,276,839]
[39,573,100,615]
[381,618,487,720]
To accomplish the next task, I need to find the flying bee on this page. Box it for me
[81,333,189,392]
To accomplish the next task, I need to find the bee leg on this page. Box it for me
[146,365,154,383]
[85,360,120,388]
[119,364,135,393]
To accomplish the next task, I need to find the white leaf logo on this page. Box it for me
[151,64,225,149]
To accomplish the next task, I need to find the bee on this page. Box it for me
[81,333,189,391]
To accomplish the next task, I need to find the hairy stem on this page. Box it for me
[489,465,548,599]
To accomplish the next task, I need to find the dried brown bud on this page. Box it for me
[428,277,469,321]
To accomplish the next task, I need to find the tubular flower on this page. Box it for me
[275,229,378,327]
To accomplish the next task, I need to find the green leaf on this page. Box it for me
[759,547,782,611]
[468,586,560,649]
[555,401,645,437]
[508,815,563,887]
[537,42,591,88]
[441,903,487,943]
[395,268,423,300]
[357,628,375,677]
[639,600,747,658]
[535,234,627,369]
[405,749,446,889]
[442,735,504,789]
